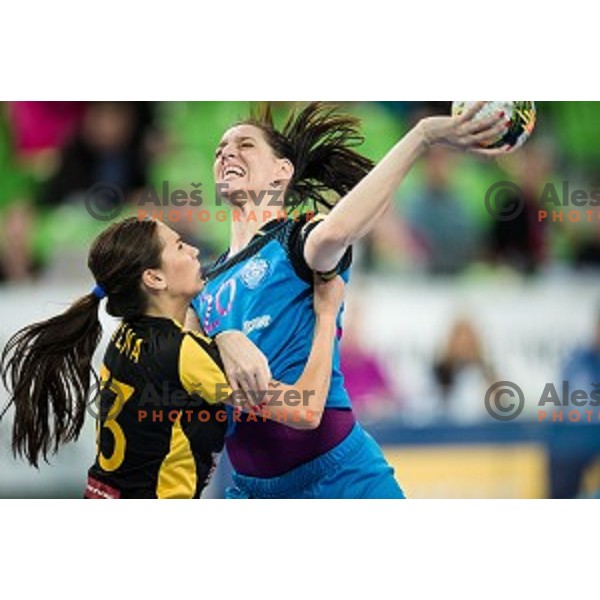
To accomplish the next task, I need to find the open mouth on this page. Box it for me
[222,165,246,179]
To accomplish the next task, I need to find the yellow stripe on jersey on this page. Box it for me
[156,414,197,499]
[179,334,231,404]
[186,329,212,344]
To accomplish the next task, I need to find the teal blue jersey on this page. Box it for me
[191,215,352,409]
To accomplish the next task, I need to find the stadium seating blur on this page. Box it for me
[1,101,600,498]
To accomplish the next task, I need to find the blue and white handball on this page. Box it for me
[451,101,536,152]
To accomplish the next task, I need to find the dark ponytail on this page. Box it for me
[0,216,162,467]
[244,102,374,211]
[1,294,102,467]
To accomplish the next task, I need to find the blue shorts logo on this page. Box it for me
[240,258,270,290]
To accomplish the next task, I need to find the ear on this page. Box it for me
[276,157,294,183]
[142,268,166,292]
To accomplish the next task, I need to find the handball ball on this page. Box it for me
[451,101,536,151]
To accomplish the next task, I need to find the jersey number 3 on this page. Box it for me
[97,364,135,472]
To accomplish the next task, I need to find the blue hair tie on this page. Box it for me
[92,284,107,300]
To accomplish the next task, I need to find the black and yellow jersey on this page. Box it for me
[85,316,231,499]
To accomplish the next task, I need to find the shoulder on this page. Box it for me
[179,330,228,377]
[182,329,218,355]
[178,331,229,403]
[118,317,185,382]
[286,213,353,283]
[123,316,183,352]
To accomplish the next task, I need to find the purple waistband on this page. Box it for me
[225,408,356,478]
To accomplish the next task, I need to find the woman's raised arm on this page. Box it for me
[304,101,509,273]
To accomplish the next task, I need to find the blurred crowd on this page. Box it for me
[1,101,599,498]
[1,101,600,284]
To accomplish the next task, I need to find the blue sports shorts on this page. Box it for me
[225,423,406,499]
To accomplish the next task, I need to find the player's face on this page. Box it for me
[214,124,293,206]
[156,222,204,298]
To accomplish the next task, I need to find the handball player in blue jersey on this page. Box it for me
[190,102,508,499]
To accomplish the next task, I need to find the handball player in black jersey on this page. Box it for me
[0,217,343,498]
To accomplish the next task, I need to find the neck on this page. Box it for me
[145,296,191,328]
[228,203,283,256]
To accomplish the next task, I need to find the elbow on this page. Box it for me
[300,408,323,430]
[284,408,323,430]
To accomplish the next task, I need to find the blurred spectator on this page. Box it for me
[0,203,36,281]
[430,318,496,423]
[38,101,155,207]
[404,147,478,274]
[357,204,414,273]
[486,143,555,274]
[340,299,403,421]
[7,102,86,176]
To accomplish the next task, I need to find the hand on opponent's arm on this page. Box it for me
[223,276,345,430]
[214,331,272,397]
